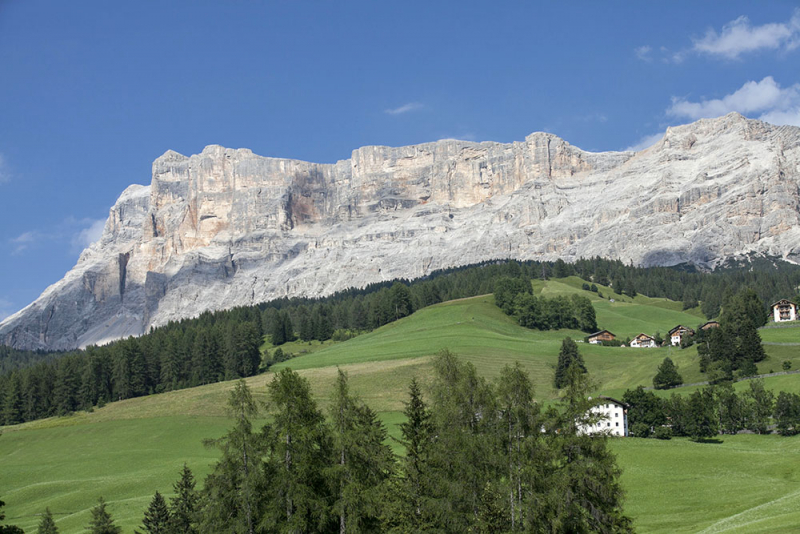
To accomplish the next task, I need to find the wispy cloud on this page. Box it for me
[693,10,800,60]
[71,218,106,252]
[11,231,42,255]
[624,132,665,152]
[634,45,652,61]
[8,217,108,256]
[385,102,423,115]
[667,76,800,126]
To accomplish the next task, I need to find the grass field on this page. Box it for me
[2,279,800,533]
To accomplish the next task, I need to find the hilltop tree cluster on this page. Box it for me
[495,277,598,333]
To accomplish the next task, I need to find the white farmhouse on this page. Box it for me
[581,396,628,437]
[668,325,694,346]
[771,300,797,323]
[630,333,657,348]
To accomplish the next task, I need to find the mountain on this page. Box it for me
[2,112,800,350]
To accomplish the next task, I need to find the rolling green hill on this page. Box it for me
[2,279,800,533]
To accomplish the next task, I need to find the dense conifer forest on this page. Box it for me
[3,256,800,426]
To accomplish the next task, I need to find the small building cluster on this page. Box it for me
[668,325,694,346]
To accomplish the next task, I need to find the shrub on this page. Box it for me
[653,426,672,440]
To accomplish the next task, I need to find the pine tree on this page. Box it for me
[385,377,436,532]
[2,373,23,425]
[261,368,334,533]
[88,498,122,534]
[496,362,539,530]
[653,357,683,389]
[330,369,395,533]
[140,491,170,534]
[199,380,266,534]
[37,507,59,534]
[744,379,774,434]
[686,389,719,441]
[554,337,586,389]
[168,464,199,534]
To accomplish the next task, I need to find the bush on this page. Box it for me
[653,426,672,440]
[630,422,651,438]
[783,360,793,371]
[582,283,590,291]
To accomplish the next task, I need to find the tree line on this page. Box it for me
[623,380,800,440]
[4,256,800,427]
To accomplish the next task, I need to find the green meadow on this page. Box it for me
[2,279,800,533]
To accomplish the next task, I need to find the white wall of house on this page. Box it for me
[670,334,681,346]
[581,400,627,437]
[773,304,797,322]
[630,338,656,348]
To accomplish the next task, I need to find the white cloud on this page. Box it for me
[11,231,41,255]
[624,132,664,152]
[385,102,423,115]
[693,11,800,59]
[635,45,652,61]
[72,219,106,251]
[667,76,800,126]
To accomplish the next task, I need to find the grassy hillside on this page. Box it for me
[2,279,800,533]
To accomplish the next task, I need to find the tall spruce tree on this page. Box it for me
[139,491,170,534]
[554,337,586,389]
[385,377,436,532]
[168,464,199,534]
[496,362,539,531]
[88,498,122,534]
[329,369,395,533]
[37,507,59,534]
[200,380,266,534]
[652,357,683,389]
[261,368,334,533]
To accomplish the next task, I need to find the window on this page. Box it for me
[616,422,619,427]
[607,422,610,427]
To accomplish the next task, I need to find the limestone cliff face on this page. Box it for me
[2,113,800,350]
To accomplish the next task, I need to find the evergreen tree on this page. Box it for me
[622,386,666,438]
[168,464,199,534]
[37,507,59,534]
[140,491,171,534]
[384,378,436,532]
[88,498,122,534]
[329,369,394,533]
[389,282,414,321]
[2,373,23,425]
[541,363,633,533]
[200,380,266,534]
[261,368,334,533]
[496,362,539,530]
[652,357,683,389]
[554,337,586,389]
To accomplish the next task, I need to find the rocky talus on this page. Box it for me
[2,113,800,350]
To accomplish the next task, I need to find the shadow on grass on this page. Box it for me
[692,437,724,444]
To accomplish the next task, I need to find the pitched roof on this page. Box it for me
[668,325,694,335]
[634,333,655,341]
[598,395,629,409]
[771,299,796,308]
[588,329,615,338]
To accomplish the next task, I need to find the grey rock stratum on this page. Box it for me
[2,113,800,350]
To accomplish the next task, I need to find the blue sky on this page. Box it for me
[1,1,799,320]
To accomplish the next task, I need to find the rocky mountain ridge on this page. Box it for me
[2,112,800,350]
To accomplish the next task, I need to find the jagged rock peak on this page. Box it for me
[2,115,800,350]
